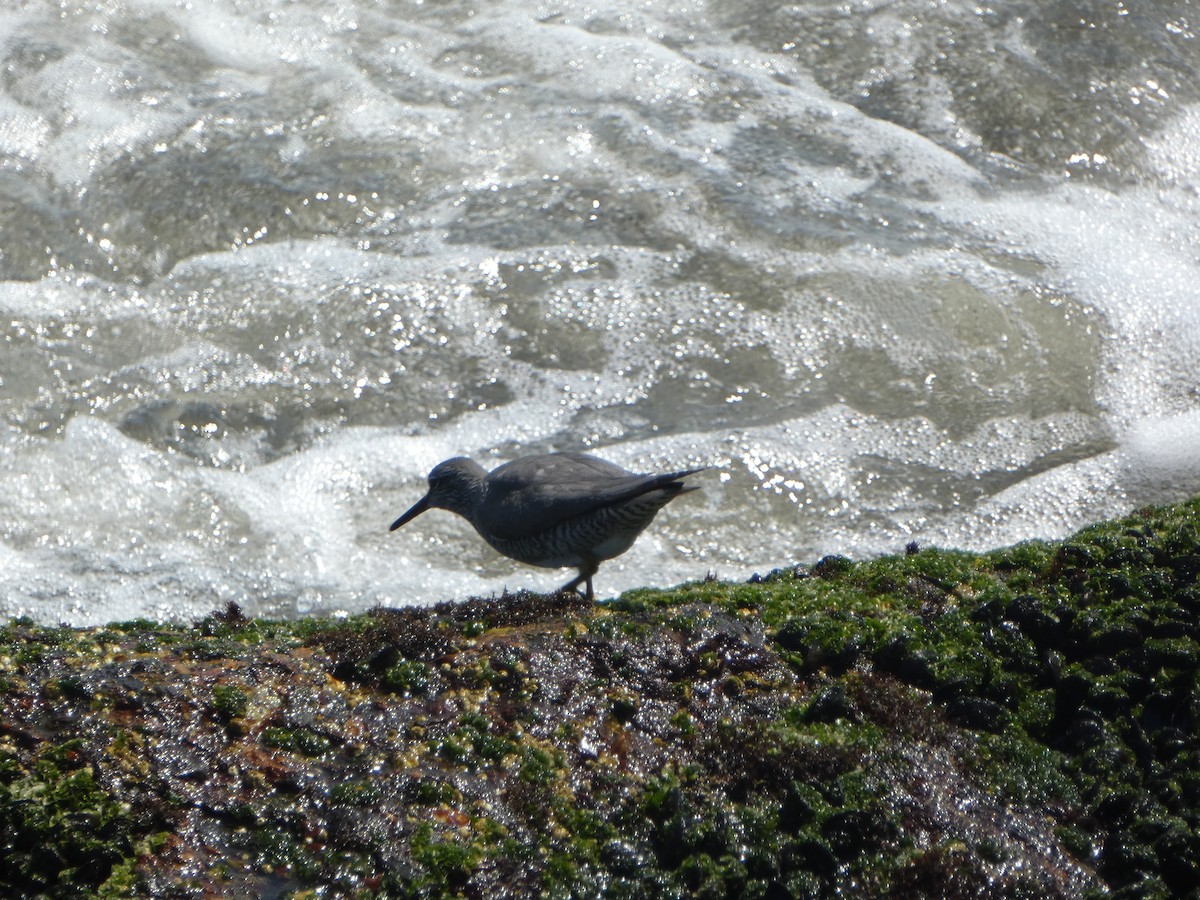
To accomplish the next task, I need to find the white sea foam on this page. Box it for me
[1,0,1197,621]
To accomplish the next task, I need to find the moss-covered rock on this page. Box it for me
[1,497,1199,897]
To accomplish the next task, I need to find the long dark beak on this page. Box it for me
[389,494,430,531]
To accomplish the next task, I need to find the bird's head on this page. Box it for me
[389,457,487,530]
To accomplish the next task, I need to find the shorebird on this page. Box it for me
[389,452,704,600]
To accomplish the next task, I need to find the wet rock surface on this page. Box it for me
[2,497,1200,898]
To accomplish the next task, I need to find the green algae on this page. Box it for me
[0,739,155,898]
[212,684,250,721]
[261,726,334,758]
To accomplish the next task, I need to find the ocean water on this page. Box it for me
[2,0,1198,624]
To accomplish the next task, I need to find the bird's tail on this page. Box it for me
[662,465,708,494]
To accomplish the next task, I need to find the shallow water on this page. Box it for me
[2,0,1199,623]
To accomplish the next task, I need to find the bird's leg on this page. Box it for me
[559,558,599,600]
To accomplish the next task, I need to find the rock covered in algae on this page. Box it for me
[1,497,1199,898]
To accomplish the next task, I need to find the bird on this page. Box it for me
[389,452,705,600]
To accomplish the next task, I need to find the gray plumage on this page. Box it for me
[389,452,704,600]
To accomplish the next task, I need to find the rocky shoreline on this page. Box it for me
[3,497,1199,898]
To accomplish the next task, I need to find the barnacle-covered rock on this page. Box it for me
[2,497,1199,897]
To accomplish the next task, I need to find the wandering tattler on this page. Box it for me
[389,452,705,600]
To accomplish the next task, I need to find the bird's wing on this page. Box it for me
[478,454,703,541]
